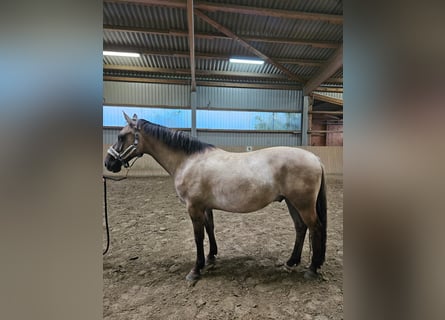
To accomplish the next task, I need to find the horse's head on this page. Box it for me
[104,112,143,173]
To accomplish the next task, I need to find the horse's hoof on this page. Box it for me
[186,270,201,282]
[202,264,214,273]
[283,263,298,273]
[206,255,216,265]
[304,269,319,280]
[203,256,216,271]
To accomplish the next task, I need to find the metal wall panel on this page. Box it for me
[103,128,121,145]
[104,128,300,147]
[197,87,303,111]
[104,82,304,147]
[104,81,190,107]
[104,81,303,112]
[197,131,301,147]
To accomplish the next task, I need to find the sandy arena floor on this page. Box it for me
[103,175,343,320]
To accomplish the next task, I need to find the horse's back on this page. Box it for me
[196,146,320,183]
[251,146,320,166]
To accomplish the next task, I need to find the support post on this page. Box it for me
[308,96,313,146]
[191,91,197,137]
[301,96,309,146]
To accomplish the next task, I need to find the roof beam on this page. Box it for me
[312,93,343,106]
[104,64,289,80]
[104,64,342,84]
[194,9,304,83]
[105,0,186,9]
[315,87,343,93]
[186,0,196,90]
[323,77,343,84]
[103,45,325,66]
[105,1,342,24]
[104,64,190,75]
[103,25,341,49]
[197,81,301,91]
[104,75,301,90]
[104,76,189,85]
[197,69,287,79]
[277,58,324,67]
[303,45,343,95]
[246,36,339,49]
[195,1,343,24]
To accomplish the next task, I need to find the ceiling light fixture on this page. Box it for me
[229,57,264,65]
[103,51,140,58]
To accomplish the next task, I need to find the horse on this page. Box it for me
[104,112,327,281]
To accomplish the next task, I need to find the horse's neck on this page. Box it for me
[141,135,187,176]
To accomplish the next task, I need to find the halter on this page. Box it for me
[107,124,141,168]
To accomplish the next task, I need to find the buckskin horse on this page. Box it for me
[104,113,327,281]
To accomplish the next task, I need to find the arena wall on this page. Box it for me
[102,145,342,177]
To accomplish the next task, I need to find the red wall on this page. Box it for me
[310,119,343,146]
[326,124,343,146]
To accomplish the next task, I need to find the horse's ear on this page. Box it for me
[132,114,138,121]
[123,111,136,128]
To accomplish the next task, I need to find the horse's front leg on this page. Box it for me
[204,209,217,266]
[186,206,206,281]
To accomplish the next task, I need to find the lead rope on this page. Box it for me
[103,177,110,255]
[103,175,128,255]
[103,156,141,255]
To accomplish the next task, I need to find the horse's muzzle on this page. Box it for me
[104,154,122,173]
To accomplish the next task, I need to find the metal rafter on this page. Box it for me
[103,75,301,90]
[196,1,343,24]
[103,64,342,84]
[104,64,288,79]
[103,0,344,88]
[303,45,343,95]
[194,9,304,83]
[312,93,343,106]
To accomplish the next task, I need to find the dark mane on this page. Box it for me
[138,119,215,154]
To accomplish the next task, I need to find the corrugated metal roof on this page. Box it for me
[104,3,187,29]
[194,37,250,56]
[284,64,321,78]
[104,30,189,51]
[103,0,343,90]
[250,42,336,60]
[204,0,343,15]
[196,11,342,41]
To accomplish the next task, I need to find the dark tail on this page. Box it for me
[315,164,327,266]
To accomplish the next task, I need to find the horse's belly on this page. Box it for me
[211,185,277,213]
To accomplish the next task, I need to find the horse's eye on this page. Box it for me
[118,135,124,142]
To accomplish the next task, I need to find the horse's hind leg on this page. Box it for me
[284,199,307,269]
[295,205,325,278]
[204,209,218,266]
